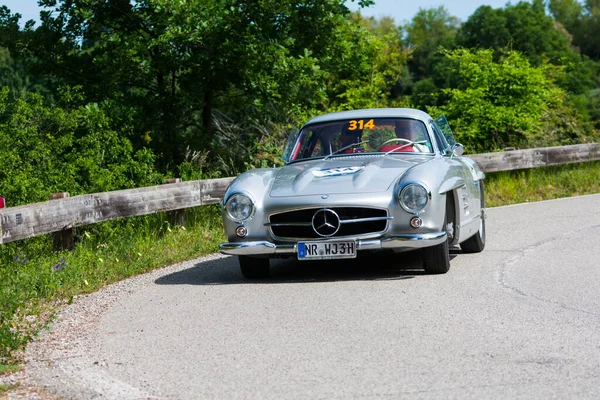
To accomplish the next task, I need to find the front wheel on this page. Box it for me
[423,235,450,274]
[423,203,451,274]
[239,256,270,279]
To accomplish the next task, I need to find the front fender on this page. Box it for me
[223,168,278,205]
[438,176,465,195]
[393,158,453,232]
[222,168,278,241]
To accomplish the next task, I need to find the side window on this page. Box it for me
[430,122,449,154]
[433,115,457,146]
[293,130,316,160]
[282,127,300,162]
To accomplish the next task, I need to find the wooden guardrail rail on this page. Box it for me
[469,143,600,173]
[0,178,233,245]
[1,143,599,245]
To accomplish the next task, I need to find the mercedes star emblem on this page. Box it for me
[312,209,341,237]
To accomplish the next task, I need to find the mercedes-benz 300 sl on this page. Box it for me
[219,108,486,278]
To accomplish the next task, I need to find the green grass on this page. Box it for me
[0,364,21,394]
[0,161,599,366]
[485,161,600,207]
[0,364,20,375]
[0,383,20,394]
[0,364,21,395]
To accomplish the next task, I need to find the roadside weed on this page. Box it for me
[485,161,600,207]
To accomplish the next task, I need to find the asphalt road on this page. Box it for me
[29,194,600,399]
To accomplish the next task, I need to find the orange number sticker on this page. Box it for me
[348,119,375,130]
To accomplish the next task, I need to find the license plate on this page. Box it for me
[297,240,356,260]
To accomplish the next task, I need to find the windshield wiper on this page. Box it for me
[323,140,369,161]
[382,140,428,156]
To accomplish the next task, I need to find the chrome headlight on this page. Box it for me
[399,184,429,213]
[225,193,254,222]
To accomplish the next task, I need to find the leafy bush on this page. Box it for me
[0,87,162,206]
[429,49,597,152]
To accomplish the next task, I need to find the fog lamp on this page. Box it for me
[236,226,248,237]
[410,216,423,229]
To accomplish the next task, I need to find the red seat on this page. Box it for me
[378,145,414,153]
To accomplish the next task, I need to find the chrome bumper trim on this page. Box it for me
[219,232,447,256]
[218,241,296,256]
[380,232,447,249]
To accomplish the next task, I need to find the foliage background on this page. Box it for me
[1,0,600,364]
[1,0,600,187]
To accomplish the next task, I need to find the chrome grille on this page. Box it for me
[268,207,389,240]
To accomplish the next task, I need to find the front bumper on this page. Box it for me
[219,232,447,256]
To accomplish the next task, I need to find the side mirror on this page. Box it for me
[450,143,464,159]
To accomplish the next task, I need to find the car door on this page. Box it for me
[430,119,483,242]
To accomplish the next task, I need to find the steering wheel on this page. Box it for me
[379,138,414,147]
[378,138,415,152]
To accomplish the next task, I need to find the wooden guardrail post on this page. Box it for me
[164,178,185,227]
[49,192,74,251]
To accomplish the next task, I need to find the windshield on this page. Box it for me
[285,117,434,162]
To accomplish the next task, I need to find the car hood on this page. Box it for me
[270,155,433,197]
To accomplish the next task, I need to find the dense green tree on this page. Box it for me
[429,49,595,152]
[457,0,573,66]
[549,0,584,28]
[4,0,384,168]
[456,0,599,100]
[550,0,600,60]
[0,48,25,94]
[327,13,408,110]
[404,6,459,82]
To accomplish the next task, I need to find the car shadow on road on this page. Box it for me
[155,251,461,286]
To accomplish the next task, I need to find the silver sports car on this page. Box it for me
[219,108,486,278]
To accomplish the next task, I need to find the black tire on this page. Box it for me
[423,234,450,274]
[423,198,451,274]
[239,256,270,279]
[461,181,486,254]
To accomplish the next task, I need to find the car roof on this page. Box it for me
[303,108,432,127]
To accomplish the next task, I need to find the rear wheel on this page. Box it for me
[239,256,270,279]
[423,197,451,274]
[461,182,486,254]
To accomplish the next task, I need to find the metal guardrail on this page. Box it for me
[1,143,599,246]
